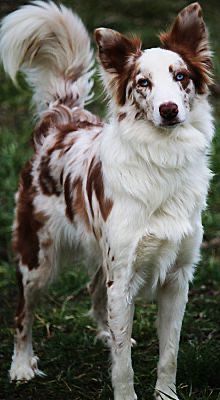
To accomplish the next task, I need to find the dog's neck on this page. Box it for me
[101,101,211,169]
[99,98,213,208]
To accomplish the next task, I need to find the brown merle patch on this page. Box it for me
[118,112,127,122]
[128,87,133,99]
[60,168,64,186]
[47,119,102,157]
[35,106,103,156]
[33,84,94,148]
[33,112,56,148]
[64,174,91,227]
[73,177,90,230]
[160,2,213,94]
[169,65,174,74]
[47,123,78,156]
[39,156,61,196]
[86,157,113,222]
[33,105,73,149]
[54,90,80,109]
[135,111,143,120]
[64,173,74,222]
[13,160,47,270]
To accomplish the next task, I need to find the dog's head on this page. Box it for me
[95,2,212,129]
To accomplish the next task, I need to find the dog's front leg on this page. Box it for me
[107,267,137,400]
[155,269,190,400]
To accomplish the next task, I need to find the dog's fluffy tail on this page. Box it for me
[0,1,94,113]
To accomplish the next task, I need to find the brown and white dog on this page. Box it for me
[0,2,214,399]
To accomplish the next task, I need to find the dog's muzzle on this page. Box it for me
[159,102,179,126]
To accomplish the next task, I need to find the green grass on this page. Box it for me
[0,0,220,399]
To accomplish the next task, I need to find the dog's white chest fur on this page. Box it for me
[100,112,213,297]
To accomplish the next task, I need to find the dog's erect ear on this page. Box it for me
[160,2,213,93]
[94,28,142,105]
[94,28,142,74]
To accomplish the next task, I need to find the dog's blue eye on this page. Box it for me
[137,78,149,87]
[175,73,185,81]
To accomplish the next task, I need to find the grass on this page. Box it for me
[0,0,220,399]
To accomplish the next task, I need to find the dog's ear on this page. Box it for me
[159,2,213,93]
[94,28,141,73]
[94,28,142,105]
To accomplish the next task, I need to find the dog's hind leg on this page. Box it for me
[10,189,57,381]
[88,266,110,344]
[10,233,56,381]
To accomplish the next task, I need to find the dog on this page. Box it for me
[0,1,214,399]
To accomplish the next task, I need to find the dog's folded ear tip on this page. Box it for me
[94,28,102,41]
[94,27,104,35]
[94,27,119,41]
[180,2,203,16]
[94,28,109,44]
[187,2,201,8]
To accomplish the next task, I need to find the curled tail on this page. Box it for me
[0,1,94,113]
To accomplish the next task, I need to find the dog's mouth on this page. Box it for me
[159,118,183,128]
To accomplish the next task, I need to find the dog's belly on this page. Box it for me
[33,191,101,270]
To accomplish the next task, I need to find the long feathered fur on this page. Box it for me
[0,1,94,112]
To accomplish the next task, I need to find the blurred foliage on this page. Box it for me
[0,1,219,399]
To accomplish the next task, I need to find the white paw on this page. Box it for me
[115,391,137,400]
[10,355,46,381]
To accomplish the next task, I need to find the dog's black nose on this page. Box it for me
[159,102,179,120]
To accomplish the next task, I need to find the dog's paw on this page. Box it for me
[9,355,46,382]
[154,385,179,400]
[115,390,137,400]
